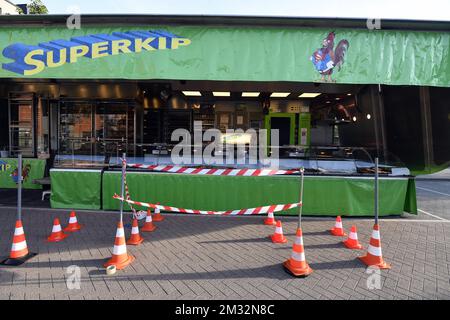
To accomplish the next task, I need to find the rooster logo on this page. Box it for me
[310,32,349,82]
[10,164,31,184]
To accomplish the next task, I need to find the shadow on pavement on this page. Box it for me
[309,258,362,270]
[0,189,50,209]
[198,237,272,244]
[0,262,296,285]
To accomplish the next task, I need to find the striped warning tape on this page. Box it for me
[124,172,137,216]
[121,158,143,220]
[126,164,301,176]
[121,158,135,214]
[113,194,301,216]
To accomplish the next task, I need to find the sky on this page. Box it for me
[21,0,450,21]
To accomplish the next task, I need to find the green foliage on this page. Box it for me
[27,0,48,14]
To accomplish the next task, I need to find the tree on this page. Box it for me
[27,0,49,14]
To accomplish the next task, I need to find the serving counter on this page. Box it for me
[50,168,417,216]
[50,168,103,209]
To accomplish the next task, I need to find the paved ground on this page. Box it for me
[0,172,449,300]
[417,168,450,180]
[416,180,450,221]
[0,203,449,300]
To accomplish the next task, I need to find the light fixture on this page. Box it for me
[213,92,231,97]
[335,97,341,101]
[352,116,357,122]
[242,92,260,97]
[298,93,321,98]
[366,114,372,120]
[347,93,352,96]
[326,101,331,104]
[182,91,202,96]
[270,92,290,98]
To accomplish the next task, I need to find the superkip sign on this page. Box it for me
[2,30,191,76]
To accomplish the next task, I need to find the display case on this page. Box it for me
[53,154,108,168]
[111,143,410,177]
[281,146,410,176]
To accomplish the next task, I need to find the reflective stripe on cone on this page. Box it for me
[264,211,276,225]
[127,218,144,246]
[358,224,390,269]
[64,211,82,232]
[104,221,134,270]
[142,210,157,232]
[343,225,363,250]
[9,220,29,259]
[270,221,287,244]
[330,216,346,236]
[48,218,68,242]
[283,228,313,277]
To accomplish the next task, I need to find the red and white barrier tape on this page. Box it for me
[113,194,301,216]
[126,164,300,176]
[124,174,138,215]
[121,158,142,219]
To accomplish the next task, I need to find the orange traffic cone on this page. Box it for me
[264,210,276,226]
[10,220,29,259]
[330,216,346,236]
[343,225,363,249]
[47,218,68,242]
[64,211,82,232]
[141,210,157,232]
[283,228,313,277]
[0,220,37,266]
[127,218,144,245]
[152,207,164,222]
[270,220,287,244]
[104,221,135,270]
[359,224,391,269]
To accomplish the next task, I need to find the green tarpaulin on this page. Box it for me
[101,172,417,216]
[50,169,102,209]
[1,25,450,87]
[0,158,45,190]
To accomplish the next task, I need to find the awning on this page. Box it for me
[1,25,449,87]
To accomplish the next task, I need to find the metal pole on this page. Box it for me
[120,152,126,223]
[17,153,22,222]
[297,167,304,229]
[374,157,379,225]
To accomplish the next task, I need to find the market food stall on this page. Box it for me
[49,147,417,216]
[2,15,449,216]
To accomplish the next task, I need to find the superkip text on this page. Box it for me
[2,30,191,76]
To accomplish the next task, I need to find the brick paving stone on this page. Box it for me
[0,207,449,300]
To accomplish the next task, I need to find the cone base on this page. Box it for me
[141,224,157,232]
[283,260,313,278]
[263,219,276,226]
[104,254,135,270]
[330,228,346,237]
[270,235,287,244]
[64,224,83,232]
[358,255,391,269]
[47,233,69,242]
[152,214,164,222]
[127,236,144,246]
[0,252,37,266]
[343,240,363,250]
